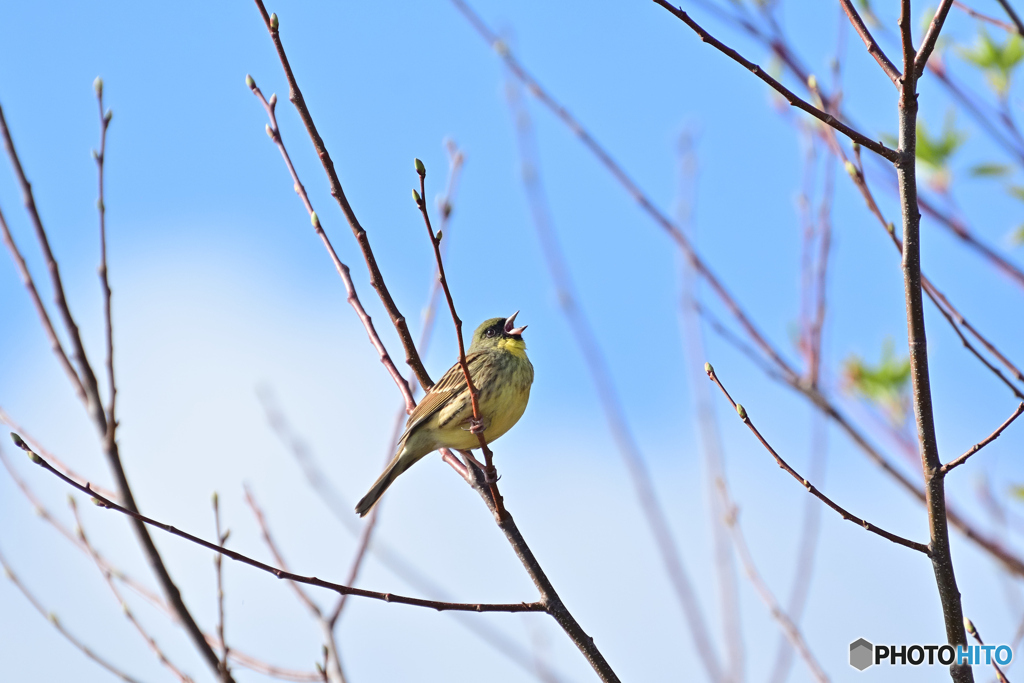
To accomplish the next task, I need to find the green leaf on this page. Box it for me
[1010,484,1024,502]
[959,29,1024,96]
[970,163,1012,177]
[1008,185,1024,201]
[843,338,912,426]
[916,112,966,171]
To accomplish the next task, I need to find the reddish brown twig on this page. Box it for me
[247,76,415,413]
[251,3,432,392]
[705,364,930,554]
[714,480,830,683]
[453,0,800,385]
[964,618,1011,683]
[941,403,1024,474]
[93,78,117,441]
[243,487,345,683]
[652,0,898,162]
[0,206,85,403]
[0,546,143,683]
[916,0,956,77]
[838,0,901,86]
[1,97,226,677]
[212,494,231,682]
[70,497,195,683]
[413,161,504,516]
[510,83,725,682]
[953,1,1016,32]
[12,433,543,614]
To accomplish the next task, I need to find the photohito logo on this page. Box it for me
[849,638,1013,671]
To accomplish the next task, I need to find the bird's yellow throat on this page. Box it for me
[498,336,528,359]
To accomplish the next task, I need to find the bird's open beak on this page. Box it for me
[504,310,527,337]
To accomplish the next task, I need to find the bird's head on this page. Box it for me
[469,311,528,356]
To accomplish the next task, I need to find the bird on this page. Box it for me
[355,312,534,517]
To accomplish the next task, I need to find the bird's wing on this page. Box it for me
[399,352,485,442]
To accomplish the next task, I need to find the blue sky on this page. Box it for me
[1,1,1023,682]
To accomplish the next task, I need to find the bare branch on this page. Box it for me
[964,618,1011,683]
[953,1,1017,32]
[250,2,432,392]
[212,494,231,682]
[0,98,228,678]
[247,77,415,412]
[0,545,143,683]
[651,0,899,162]
[510,83,725,683]
[0,206,85,402]
[838,0,902,86]
[941,403,1024,475]
[11,434,544,614]
[93,78,117,439]
[705,365,931,554]
[995,0,1024,35]
[916,0,956,77]
[70,497,195,683]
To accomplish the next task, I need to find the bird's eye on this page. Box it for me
[486,328,496,337]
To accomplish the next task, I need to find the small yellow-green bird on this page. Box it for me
[355,312,534,517]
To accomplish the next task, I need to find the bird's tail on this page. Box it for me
[354,451,413,517]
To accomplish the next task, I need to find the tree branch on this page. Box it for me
[838,0,902,86]
[652,0,899,162]
[941,403,1024,475]
[705,364,930,554]
[0,96,229,680]
[11,433,544,615]
[916,0,956,77]
[995,0,1024,35]
[251,2,432,392]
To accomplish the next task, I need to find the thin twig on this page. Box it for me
[329,142,465,629]
[916,0,956,77]
[996,0,1024,35]
[452,0,801,384]
[837,0,901,86]
[212,494,230,682]
[953,1,1016,32]
[964,618,1011,683]
[247,76,415,412]
[0,545,143,683]
[0,97,229,679]
[510,83,725,683]
[70,498,194,683]
[705,364,931,554]
[0,205,85,402]
[251,3,432,392]
[413,161,505,515]
[242,487,345,683]
[651,0,899,162]
[941,403,1024,474]
[715,481,831,683]
[93,78,117,440]
[256,394,570,683]
[11,433,543,614]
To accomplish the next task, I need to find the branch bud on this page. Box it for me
[963,617,976,635]
[704,361,713,375]
[844,161,858,178]
[265,124,274,139]
[245,74,255,89]
[104,109,113,124]
[310,211,320,227]
[93,77,103,97]
[412,188,423,206]
[806,74,817,91]
[435,230,443,243]
[736,404,747,420]
[268,93,278,109]
[270,13,279,30]
[212,491,219,508]
[886,222,895,234]
[414,158,426,178]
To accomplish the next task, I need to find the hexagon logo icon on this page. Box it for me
[850,638,874,671]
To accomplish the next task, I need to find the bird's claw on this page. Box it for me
[469,417,485,435]
[483,466,499,484]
